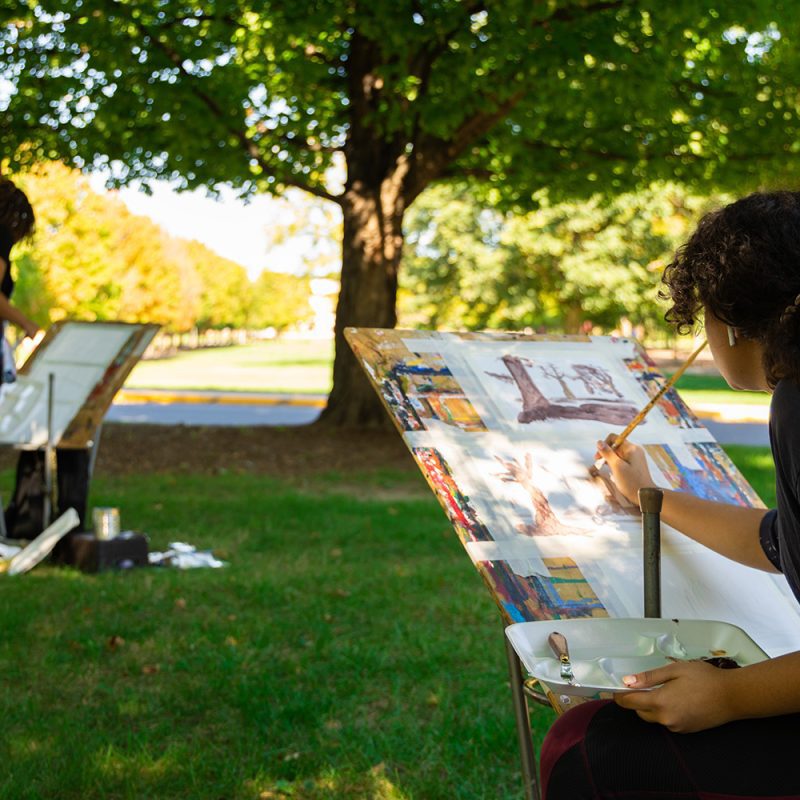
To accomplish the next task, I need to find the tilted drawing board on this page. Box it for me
[0,321,159,448]
[346,328,800,657]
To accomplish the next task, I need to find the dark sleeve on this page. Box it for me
[759,509,782,571]
[0,225,11,266]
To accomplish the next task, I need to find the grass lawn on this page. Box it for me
[126,340,334,394]
[0,446,776,799]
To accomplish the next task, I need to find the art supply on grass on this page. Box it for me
[590,339,708,476]
[5,508,80,575]
[70,530,149,573]
[148,541,227,569]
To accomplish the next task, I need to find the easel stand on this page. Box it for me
[504,488,665,800]
[3,372,99,552]
[42,372,56,529]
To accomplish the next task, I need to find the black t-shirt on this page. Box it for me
[760,378,800,602]
[0,224,14,299]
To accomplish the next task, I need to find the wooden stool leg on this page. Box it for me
[505,635,542,800]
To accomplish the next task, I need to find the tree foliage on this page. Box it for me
[250,270,313,332]
[400,183,722,333]
[4,2,799,197]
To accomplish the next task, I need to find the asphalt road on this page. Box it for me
[106,400,769,446]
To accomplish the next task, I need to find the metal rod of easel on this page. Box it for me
[504,634,541,800]
[639,487,664,618]
[42,372,56,529]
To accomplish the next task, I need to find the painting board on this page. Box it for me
[347,328,800,657]
[0,321,159,448]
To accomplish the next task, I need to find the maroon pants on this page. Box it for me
[541,700,800,799]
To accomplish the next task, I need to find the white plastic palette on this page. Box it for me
[506,618,768,698]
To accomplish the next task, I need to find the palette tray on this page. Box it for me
[506,618,768,698]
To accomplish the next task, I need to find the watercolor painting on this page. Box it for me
[481,557,609,622]
[625,356,703,429]
[645,442,764,507]
[494,451,639,530]
[413,447,494,544]
[483,354,640,425]
[346,328,800,654]
[347,328,486,432]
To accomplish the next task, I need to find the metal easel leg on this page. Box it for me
[638,487,664,618]
[42,372,56,530]
[88,422,103,480]
[505,634,542,800]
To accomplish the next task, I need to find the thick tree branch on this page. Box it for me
[449,89,527,156]
[407,2,487,90]
[405,88,526,201]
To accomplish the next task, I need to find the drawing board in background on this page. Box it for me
[0,321,159,448]
[347,328,800,657]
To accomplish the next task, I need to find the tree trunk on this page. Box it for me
[318,174,405,427]
[564,304,583,335]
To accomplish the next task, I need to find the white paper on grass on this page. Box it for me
[401,335,800,657]
[6,509,80,575]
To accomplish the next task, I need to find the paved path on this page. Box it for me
[109,389,769,446]
[107,401,321,427]
[700,419,769,447]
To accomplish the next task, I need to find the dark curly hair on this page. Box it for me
[661,190,800,387]
[0,178,35,243]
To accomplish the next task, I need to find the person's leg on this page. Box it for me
[540,699,606,799]
[542,700,800,799]
[52,447,91,561]
[671,710,800,798]
[4,449,45,539]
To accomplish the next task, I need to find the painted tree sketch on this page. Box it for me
[487,355,639,425]
[493,452,638,538]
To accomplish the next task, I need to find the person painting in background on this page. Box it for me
[0,178,41,387]
[541,191,800,799]
[0,178,87,549]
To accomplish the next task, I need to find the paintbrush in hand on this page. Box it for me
[589,339,708,477]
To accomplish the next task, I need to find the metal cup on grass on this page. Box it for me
[93,507,120,541]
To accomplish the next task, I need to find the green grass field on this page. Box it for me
[0,446,777,799]
[126,340,334,394]
[672,373,770,407]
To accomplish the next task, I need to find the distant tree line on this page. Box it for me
[11,163,313,335]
